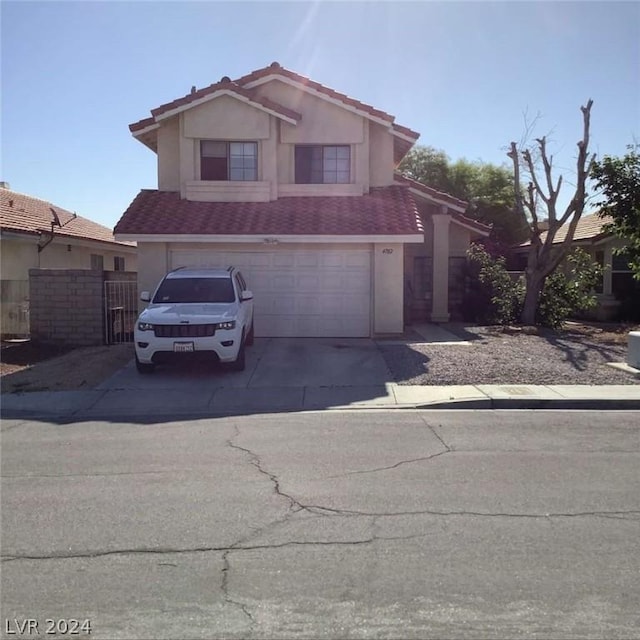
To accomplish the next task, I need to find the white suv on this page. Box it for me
[134,267,254,374]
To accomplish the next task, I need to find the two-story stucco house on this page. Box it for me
[114,62,488,337]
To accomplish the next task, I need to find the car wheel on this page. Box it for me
[230,341,246,371]
[135,355,155,374]
[246,322,254,346]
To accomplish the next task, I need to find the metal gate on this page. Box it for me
[104,280,138,344]
[1,280,30,337]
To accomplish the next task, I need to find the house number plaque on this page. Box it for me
[382,248,394,254]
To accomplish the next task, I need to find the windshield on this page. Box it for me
[152,277,235,303]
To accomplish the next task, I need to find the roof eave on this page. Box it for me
[152,88,300,125]
[405,186,467,214]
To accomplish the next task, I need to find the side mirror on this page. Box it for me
[240,290,253,301]
[140,291,150,302]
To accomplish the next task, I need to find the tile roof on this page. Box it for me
[543,212,613,244]
[520,212,613,246]
[393,174,490,235]
[114,186,423,237]
[393,174,469,210]
[0,187,134,247]
[130,62,419,146]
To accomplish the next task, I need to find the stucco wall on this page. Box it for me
[257,82,365,145]
[369,122,394,187]
[1,237,37,280]
[1,236,137,277]
[373,242,404,334]
[137,242,170,305]
[449,224,473,257]
[157,117,180,191]
[183,94,271,141]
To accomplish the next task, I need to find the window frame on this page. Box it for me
[114,256,125,272]
[294,144,351,184]
[200,140,258,182]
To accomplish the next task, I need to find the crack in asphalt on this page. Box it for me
[1,470,185,479]
[328,449,450,478]
[221,550,256,629]
[4,510,639,563]
[226,424,305,515]
[417,415,453,453]
[300,506,640,520]
[318,415,455,479]
[0,533,444,563]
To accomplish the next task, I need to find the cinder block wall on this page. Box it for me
[29,269,104,346]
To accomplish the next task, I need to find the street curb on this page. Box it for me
[3,397,640,422]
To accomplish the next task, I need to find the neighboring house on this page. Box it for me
[515,212,637,320]
[114,62,488,337]
[0,184,137,335]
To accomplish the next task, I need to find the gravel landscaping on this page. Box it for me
[379,323,640,386]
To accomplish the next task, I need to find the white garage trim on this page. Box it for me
[169,246,372,338]
[116,233,423,244]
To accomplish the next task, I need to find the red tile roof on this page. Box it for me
[1,187,134,247]
[393,174,490,235]
[130,62,419,145]
[114,186,423,237]
[394,174,468,210]
[154,80,299,122]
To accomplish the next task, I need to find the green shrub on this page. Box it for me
[536,248,602,328]
[464,244,524,324]
[464,245,601,328]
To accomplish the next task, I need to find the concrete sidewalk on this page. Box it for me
[2,383,640,419]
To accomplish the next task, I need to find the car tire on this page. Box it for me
[246,322,254,346]
[230,341,246,371]
[135,355,155,374]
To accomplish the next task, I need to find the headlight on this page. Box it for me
[138,322,154,331]
[215,321,236,330]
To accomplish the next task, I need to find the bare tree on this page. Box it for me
[508,100,595,325]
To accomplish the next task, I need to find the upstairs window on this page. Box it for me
[200,141,257,181]
[114,256,125,271]
[295,145,350,184]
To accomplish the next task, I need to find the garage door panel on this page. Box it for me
[319,253,344,268]
[170,248,371,337]
[345,253,370,269]
[296,253,320,268]
[273,254,295,268]
[272,274,297,289]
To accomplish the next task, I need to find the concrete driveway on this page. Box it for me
[88,338,394,415]
[99,338,391,391]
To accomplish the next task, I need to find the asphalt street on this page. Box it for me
[2,410,639,639]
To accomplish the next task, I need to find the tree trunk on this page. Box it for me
[521,272,544,325]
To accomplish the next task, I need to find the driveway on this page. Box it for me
[99,338,392,391]
[89,338,395,415]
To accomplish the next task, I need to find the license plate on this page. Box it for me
[174,342,194,352]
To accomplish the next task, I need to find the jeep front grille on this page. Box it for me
[154,324,216,338]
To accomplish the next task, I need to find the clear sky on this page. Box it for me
[2,0,639,229]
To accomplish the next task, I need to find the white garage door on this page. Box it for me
[169,248,371,337]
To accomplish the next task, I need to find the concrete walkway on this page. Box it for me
[2,383,640,419]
